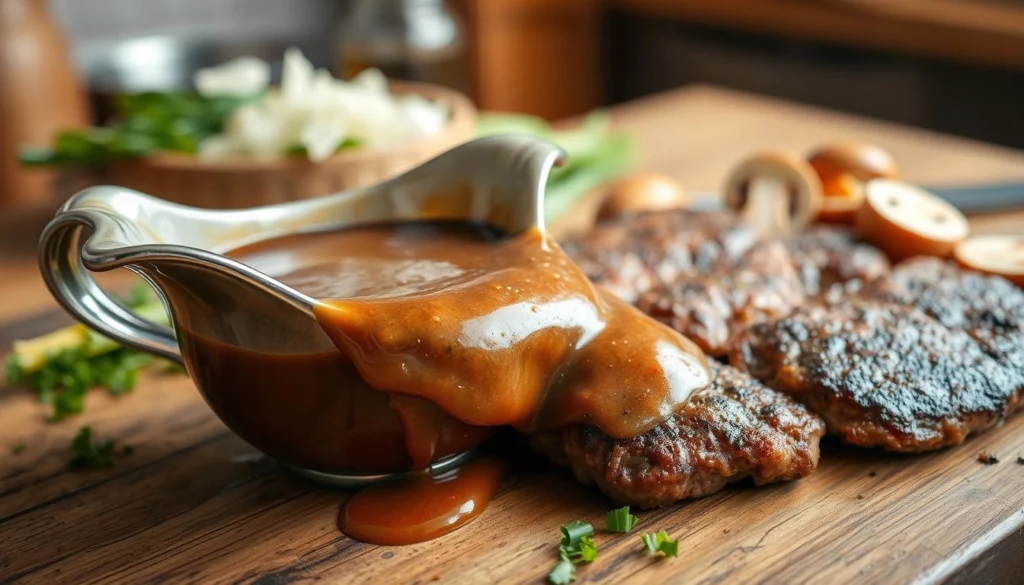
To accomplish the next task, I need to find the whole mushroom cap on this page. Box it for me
[808,142,899,183]
[723,151,823,236]
[597,173,689,221]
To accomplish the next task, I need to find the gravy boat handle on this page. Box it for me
[37,135,566,364]
[39,213,183,362]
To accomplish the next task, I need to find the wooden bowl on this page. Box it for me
[107,81,477,209]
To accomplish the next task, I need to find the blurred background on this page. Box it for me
[40,0,1024,139]
[2,0,1023,222]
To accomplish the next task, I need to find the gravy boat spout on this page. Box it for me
[38,136,565,485]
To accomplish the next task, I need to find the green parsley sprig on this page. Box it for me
[4,283,179,420]
[67,426,116,470]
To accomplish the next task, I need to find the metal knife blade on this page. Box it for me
[687,182,1024,214]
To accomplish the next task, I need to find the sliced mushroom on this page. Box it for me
[723,151,823,236]
[856,178,969,262]
[597,173,689,221]
[807,142,899,224]
[954,235,1024,288]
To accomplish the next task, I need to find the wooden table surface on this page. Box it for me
[3,86,1024,584]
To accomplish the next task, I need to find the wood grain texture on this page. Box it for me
[2,86,1024,584]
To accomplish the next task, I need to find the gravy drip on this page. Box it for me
[229,221,712,545]
[338,458,504,545]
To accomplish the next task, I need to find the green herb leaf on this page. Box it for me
[606,505,639,533]
[21,92,256,167]
[547,559,576,584]
[5,353,23,384]
[640,530,679,557]
[568,535,598,563]
[68,426,116,470]
[657,534,679,558]
[641,532,658,553]
[11,442,27,455]
[560,520,594,549]
[4,284,178,420]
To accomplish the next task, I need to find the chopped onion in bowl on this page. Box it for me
[194,57,271,98]
[197,48,450,162]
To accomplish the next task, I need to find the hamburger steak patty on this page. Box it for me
[561,211,757,304]
[563,213,889,357]
[782,226,890,297]
[730,299,1024,452]
[636,241,805,357]
[530,363,825,508]
[867,258,1024,363]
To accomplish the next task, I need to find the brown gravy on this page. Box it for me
[220,220,711,544]
[339,458,505,545]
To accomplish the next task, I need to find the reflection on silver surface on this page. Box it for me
[287,449,477,489]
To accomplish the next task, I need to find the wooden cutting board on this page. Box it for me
[3,86,1024,584]
[2,310,1023,584]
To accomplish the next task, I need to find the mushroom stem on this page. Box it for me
[743,177,790,236]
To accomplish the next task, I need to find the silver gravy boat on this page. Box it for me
[38,136,565,487]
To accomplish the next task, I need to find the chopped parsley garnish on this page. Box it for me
[565,535,598,564]
[4,282,179,420]
[67,426,116,470]
[10,442,27,455]
[560,520,594,548]
[641,530,679,557]
[606,505,639,533]
[549,521,599,584]
[547,559,576,585]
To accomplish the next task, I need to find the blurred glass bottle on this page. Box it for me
[336,0,469,94]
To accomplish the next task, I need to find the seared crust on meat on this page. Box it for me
[563,215,886,357]
[561,211,756,303]
[637,242,805,357]
[730,300,1024,452]
[867,258,1024,362]
[530,363,825,508]
[563,214,1023,462]
[783,226,891,297]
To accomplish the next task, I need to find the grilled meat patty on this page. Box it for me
[562,211,756,304]
[565,211,1021,457]
[867,258,1024,362]
[730,297,1024,452]
[636,241,805,357]
[564,213,885,357]
[530,363,825,508]
[783,226,891,297]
